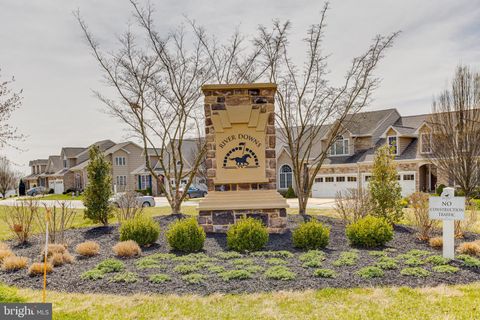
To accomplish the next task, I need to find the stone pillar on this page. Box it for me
[198,83,288,233]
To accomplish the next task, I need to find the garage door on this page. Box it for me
[312,175,358,198]
[51,180,64,194]
[362,171,415,197]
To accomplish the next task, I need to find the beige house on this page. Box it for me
[276,108,446,198]
[24,159,48,189]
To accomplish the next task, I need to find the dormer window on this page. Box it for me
[388,136,398,155]
[420,133,432,154]
[330,136,349,156]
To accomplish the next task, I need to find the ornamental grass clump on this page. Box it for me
[2,256,29,271]
[346,215,393,248]
[456,241,480,256]
[226,218,268,253]
[113,240,142,258]
[75,241,100,257]
[166,218,205,253]
[120,216,160,247]
[292,220,330,250]
[429,237,443,249]
[28,262,53,276]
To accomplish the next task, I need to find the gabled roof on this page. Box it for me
[61,147,86,158]
[45,155,62,174]
[28,159,48,166]
[341,108,399,136]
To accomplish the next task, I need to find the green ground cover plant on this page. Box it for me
[313,268,337,278]
[111,272,138,283]
[173,264,201,274]
[299,250,326,268]
[375,256,398,270]
[250,250,293,259]
[456,254,480,267]
[81,269,105,281]
[216,252,243,260]
[96,259,125,273]
[424,255,450,266]
[135,257,166,270]
[333,250,359,267]
[181,273,207,285]
[148,274,172,284]
[356,266,384,278]
[264,266,296,281]
[219,269,252,281]
[265,258,287,265]
[400,267,430,277]
[432,265,459,274]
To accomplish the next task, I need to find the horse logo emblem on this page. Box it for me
[223,142,259,169]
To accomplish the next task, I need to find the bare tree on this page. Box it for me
[428,65,480,198]
[0,69,23,147]
[335,188,371,224]
[76,1,263,214]
[0,156,19,198]
[255,3,398,216]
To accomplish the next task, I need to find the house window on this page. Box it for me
[336,176,345,182]
[139,175,151,190]
[115,157,126,166]
[279,165,293,189]
[397,175,401,180]
[403,174,415,181]
[325,177,334,182]
[347,176,357,182]
[364,175,371,182]
[63,158,67,168]
[421,133,432,154]
[314,177,323,183]
[330,136,349,156]
[388,136,398,155]
[116,175,127,186]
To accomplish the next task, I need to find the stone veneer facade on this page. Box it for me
[198,83,288,233]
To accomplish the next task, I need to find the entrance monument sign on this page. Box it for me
[198,83,289,233]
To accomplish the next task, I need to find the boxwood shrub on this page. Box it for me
[166,218,206,253]
[119,216,160,246]
[346,215,393,248]
[292,220,330,250]
[226,218,268,253]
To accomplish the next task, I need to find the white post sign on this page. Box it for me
[429,187,465,259]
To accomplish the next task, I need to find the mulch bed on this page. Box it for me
[1,215,479,295]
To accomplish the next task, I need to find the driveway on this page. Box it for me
[0,197,336,210]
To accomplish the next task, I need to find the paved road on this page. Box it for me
[0,197,336,210]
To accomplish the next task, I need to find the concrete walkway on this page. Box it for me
[0,197,336,210]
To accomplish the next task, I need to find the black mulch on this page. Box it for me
[1,215,479,295]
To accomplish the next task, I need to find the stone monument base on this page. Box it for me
[197,190,288,234]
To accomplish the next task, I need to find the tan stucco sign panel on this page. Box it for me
[213,106,268,184]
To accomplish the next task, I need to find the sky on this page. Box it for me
[1,0,479,174]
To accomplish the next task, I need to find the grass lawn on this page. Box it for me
[36,194,85,201]
[0,282,478,319]
[0,206,197,241]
